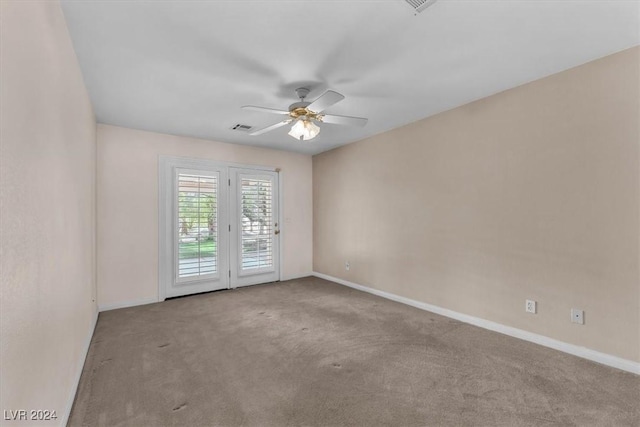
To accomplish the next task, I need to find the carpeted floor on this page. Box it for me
[69,277,639,426]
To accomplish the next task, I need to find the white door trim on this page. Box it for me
[277,168,284,281]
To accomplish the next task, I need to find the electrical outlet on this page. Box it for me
[345,261,350,271]
[571,308,584,325]
[525,299,537,314]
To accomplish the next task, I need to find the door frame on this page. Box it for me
[158,155,282,301]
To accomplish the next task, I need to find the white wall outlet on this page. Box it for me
[525,299,537,314]
[571,308,584,325]
[345,261,350,271]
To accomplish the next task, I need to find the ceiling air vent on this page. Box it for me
[404,0,438,14]
[231,124,253,132]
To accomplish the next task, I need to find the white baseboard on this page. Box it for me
[60,307,99,427]
[98,297,158,312]
[312,272,640,375]
[281,272,313,282]
[101,275,310,312]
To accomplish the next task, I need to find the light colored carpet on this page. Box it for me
[69,277,639,426]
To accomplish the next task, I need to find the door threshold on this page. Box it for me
[165,287,232,300]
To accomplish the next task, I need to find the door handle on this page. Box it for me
[275,230,280,235]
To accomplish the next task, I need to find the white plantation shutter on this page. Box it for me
[177,173,218,280]
[240,178,274,270]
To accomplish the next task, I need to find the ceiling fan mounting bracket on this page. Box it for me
[295,87,311,100]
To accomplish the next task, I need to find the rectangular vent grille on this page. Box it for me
[231,124,253,132]
[405,0,438,13]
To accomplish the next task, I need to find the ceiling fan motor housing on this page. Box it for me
[289,86,322,122]
[288,104,321,122]
[289,101,311,111]
[290,88,317,120]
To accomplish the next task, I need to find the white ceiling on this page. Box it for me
[61,0,639,155]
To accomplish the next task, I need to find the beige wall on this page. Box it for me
[314,47,640,362]
[97,124,313,308]
[0,1,97,424]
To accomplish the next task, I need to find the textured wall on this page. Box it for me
[314,47,639,362]
[0,1,97,424]
[96,124,313,308]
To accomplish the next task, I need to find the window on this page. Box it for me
[240,178,274,270]
[177,173,218,279]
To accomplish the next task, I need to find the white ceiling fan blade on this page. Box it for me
[320,114,368,127]
[249,119,292,136]
[242,105,290,115]
[307,90,345,113]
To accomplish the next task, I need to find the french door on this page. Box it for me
[230,168,280,287]
[159,158,280,299]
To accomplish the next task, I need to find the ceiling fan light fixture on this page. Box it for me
[288,118,320,141]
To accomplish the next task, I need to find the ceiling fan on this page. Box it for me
[242,88,368,141]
